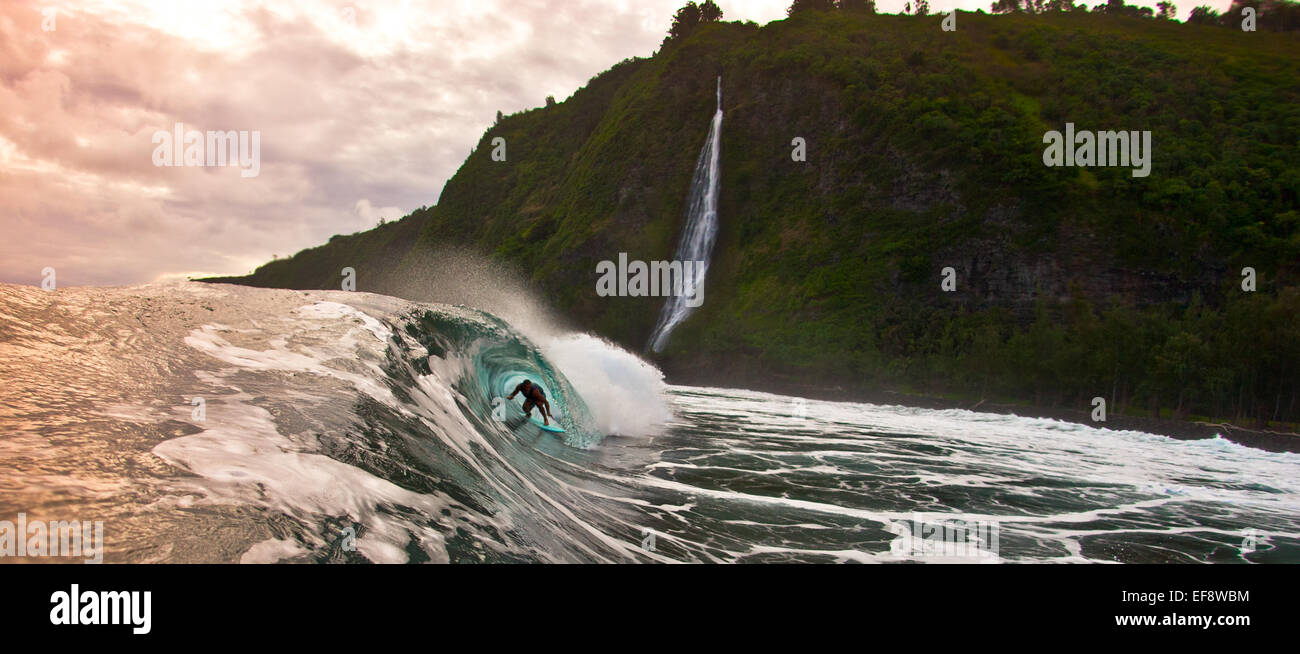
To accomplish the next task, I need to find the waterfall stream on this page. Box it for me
[648,77,723,353]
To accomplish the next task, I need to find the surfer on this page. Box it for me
[507,379,552,426]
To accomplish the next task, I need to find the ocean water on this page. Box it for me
[1,282,1296,563]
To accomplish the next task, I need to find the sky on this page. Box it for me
[0,0,1231,286]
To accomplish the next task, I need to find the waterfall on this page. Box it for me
[648,77,722,353]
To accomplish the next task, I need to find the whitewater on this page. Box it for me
[1,281,1297,563]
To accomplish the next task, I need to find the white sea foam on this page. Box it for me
[542,333,671,437]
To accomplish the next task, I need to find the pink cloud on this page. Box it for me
[0,0,797,286]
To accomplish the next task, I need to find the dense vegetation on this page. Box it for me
[212,7,1300,429]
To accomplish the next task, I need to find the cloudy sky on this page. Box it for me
[1,0,1223,286]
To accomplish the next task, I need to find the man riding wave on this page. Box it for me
[507,379,553,426]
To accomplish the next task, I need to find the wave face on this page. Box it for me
[1,281,1298,563]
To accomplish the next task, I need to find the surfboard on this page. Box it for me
[530,416,565,433]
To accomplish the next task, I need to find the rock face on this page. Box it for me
[215,12,1300,425]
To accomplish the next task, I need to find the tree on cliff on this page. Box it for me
[992,0,1082,12]
[991,0,1033,13]
[839,0,877,13]
[667,1,724,43]
[700,0,724,21]
[1186,5,1221,24]
[788,0,837,15]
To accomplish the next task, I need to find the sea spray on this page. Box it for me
[542,333,671,436]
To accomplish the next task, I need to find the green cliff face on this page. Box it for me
[211,11,1300,426]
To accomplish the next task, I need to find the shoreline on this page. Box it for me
[662,369,1300,454]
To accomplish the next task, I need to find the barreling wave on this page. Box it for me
[0,282,669,563]
[398,306,598,447]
